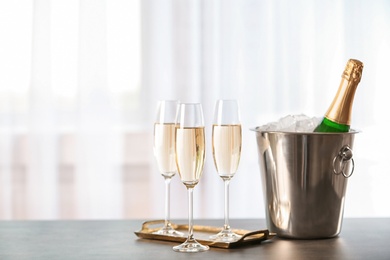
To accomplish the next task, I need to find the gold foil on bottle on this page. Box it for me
[342,59,363,83]
[325,59,364,125]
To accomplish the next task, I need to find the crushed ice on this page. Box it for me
[256,114,321,132]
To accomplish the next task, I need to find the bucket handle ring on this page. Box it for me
[332,145,354,178]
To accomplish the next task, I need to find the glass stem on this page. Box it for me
[224,179,231,231]
[164,176,172,228]
[187,187,194,240]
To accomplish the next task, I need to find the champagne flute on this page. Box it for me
[173,103,209,253]
[210,100,242,242]
[153,100,183,236]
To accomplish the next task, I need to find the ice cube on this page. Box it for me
[257,114,321,132]
[278,115,296,131]
[295,117,321,132]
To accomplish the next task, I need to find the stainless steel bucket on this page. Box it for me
[253,130,358,239]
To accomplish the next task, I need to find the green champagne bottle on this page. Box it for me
[314,59,364,132]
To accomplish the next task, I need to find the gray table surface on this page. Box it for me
[0,218,389,260]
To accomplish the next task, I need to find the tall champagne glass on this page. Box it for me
[210,100,242,242]
[173,103,209,253]
[153,100,183,236]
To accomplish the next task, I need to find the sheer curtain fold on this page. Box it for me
[28,0,58,219]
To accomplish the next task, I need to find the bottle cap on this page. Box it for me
[342,59,363,83]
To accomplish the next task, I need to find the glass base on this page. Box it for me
[173,238,209,253]
[153,225,184,237]
[209,229,242,242]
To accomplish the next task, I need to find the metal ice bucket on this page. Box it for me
[253,129,358,239]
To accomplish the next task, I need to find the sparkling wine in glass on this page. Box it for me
[153,100,183,236]
[172,103,209,253]
[210,99,242,242]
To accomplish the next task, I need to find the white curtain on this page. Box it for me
[0,0,389,220]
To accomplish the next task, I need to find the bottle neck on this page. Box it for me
[324,77,359,125]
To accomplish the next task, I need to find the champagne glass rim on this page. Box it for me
[176,103,204,127]
[155,100,180,124]
[213,100,240,125]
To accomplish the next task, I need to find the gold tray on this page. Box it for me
[134,220,276,249]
